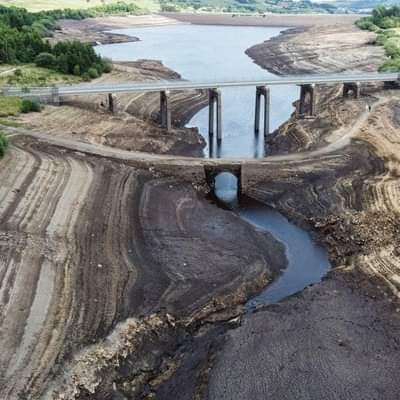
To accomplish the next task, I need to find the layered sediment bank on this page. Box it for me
[19,60,208,157]
[52,14,181,45]
[206,20,400,400]
[1,13,399,400]
[0,136,285,399]
[164,12,359,28]
[246,23,384,75]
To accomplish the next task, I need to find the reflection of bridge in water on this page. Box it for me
[3,72,399,155]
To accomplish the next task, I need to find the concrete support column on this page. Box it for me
[254,86,270,136]
[51,85,60,106]
[108,93,114,114]
[343,82,361,99]
[1,85,10,96]
[160,90,172,131]
[209,88,222,142]
[298,84,317,118]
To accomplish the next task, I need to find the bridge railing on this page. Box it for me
[1,72,399,98]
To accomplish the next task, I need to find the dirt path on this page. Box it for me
[4,91,390,166]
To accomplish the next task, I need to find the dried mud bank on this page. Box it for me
[0,136,285,399]
[165,12,359,28]
[19,60,208,157]
[246,24,384,75]
[200,22,400,400]
[218,20,399,395]
[52,15,182,45]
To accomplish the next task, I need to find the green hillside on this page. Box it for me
[357,6,400,71]
[0,0,337,14]
[0,0,159,12]
[160,0,337,13]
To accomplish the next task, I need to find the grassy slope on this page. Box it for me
[0,64,84,117]
[0,0,159,12]
[0,64,83,87]
[0,96,22,117]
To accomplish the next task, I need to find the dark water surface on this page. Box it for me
[238,198,330,309]
[96,24,299,158]
[214,173,330,307]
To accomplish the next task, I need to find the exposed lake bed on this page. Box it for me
[2,12,400,400]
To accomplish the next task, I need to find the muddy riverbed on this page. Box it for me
[1,14,399,400]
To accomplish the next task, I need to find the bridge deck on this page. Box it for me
[2,72,399,97]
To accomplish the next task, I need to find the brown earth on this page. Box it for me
[52,15,181,45]
[246,23,384,75]
[164,12,360,27]
[19,60,208,157]
[1,14,400,400]
[203,22,400,400]
[0,135,285,399]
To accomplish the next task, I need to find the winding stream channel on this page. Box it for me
[97,24,331,307]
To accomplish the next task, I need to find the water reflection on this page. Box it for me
[96,24,299,159]
[214,172,239,208]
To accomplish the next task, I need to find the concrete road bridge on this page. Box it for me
[2,72,399,140]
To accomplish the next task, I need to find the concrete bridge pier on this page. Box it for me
[254,86,270,136]
[51,86,60,106]
[209,88,222,142]
[343,82,361,99]
[298,84,317,118]
[108,93,115,114]
[160,90,172,131]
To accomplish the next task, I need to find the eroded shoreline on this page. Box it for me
[1,13,399,400]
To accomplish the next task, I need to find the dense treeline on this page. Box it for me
[0,3,141,77]
[356,6,400,71]
[37,2,143,21]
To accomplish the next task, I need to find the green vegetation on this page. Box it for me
[0,0,158,13]
[0,4,121,78]
[159,0,336,14]
[356,6,400,71]
[0,65,83,87]
[0,96,22,117]
[0,118,21,127]
[0,131,9,158]
[20,98,41,113]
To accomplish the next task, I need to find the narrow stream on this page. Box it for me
[215,173,330,309]
[97,25,331,307]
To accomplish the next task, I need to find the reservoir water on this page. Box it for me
[97,25,330,306]
[96,24,299,158]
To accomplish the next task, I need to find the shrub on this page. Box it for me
[73,64,81,76]
[20,98,41,113]
[379,58,400,72]
[88,67,99,79]
[35,52,57,68]
[103,62,113,73]
[14,69,22,77]
[0,132,9,158]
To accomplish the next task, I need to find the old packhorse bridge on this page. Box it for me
[2,72,399,140]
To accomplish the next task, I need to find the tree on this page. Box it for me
[35,52,56,67]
